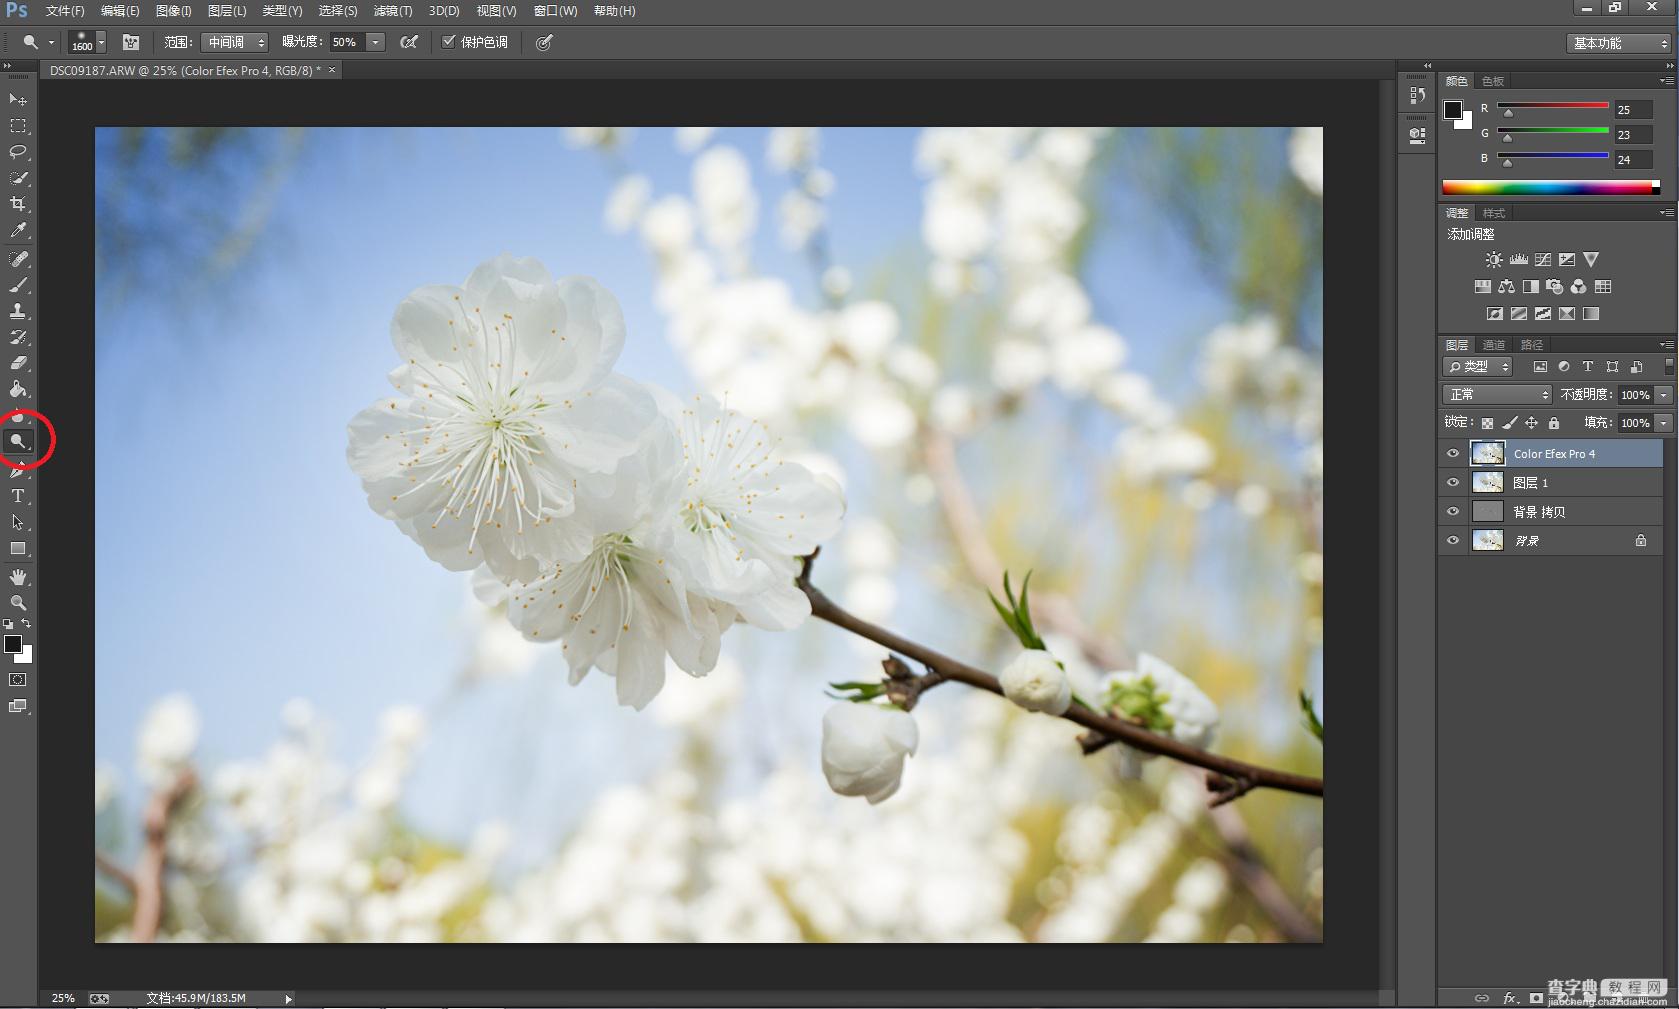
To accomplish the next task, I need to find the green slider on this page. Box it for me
[1498,126,1611,133]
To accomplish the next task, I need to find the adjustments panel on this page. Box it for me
[1402,59,1678,1006]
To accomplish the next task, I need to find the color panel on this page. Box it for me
[1441,179,1662,195]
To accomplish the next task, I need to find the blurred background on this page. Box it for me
[94,125,1324,942]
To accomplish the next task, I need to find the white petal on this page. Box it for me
[535,373,659,480]
[731,570,812,632]
[463,253,554,298]
[388,284,473,372]
[600,618,668,710]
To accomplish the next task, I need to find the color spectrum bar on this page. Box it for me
[1500,152,1610,159]
[1496,101,1611,109]
[1442,179,1662,195]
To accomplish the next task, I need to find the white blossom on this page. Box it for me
[991,338,1050,393]
[1289,126,1323,196]
[138,693,200,786]
[640,195,697,255]
[777,190,824,250]
[931,384,981,435]
[660,390,845,630]
[1050,325,1128,394]
[674,126,717,153]
[999,164,1085,269]
[692,145,758,271]
[766,126,820,172]
[803,166,836,198]
[486,422,735,711]
[820,265,852,301]
[1113,426,1214,481]
[885,345,940,392]
[1008,271,1091,339]
[1094,371,1170,425]
[603,174,651,234]
[999,649,1072,715]
[844,384,917,450]
[820,702,918,804]
[1199,316,1282,396]
[922,180,992,264]
[1235,483,1272,517]
[1100,654,1219,778]
[347,255,658,581]
[1033,128,1101,179]
[832,300,899,363]
[1145,858,1227,942]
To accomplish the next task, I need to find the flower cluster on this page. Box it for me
[482,689,1090,941]
[620,135,930,452]
[347,254,846,709]
[106,696,508,942]
[102,676,1290,943]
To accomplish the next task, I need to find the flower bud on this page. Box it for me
[1100,653,1219,778]
[820,702,918,804]
[1000,649,1072,716]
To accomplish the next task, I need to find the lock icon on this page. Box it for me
[1635,533,1648,548]
[1548,416,1560,430]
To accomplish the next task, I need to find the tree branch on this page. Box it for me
[798,552,1322,803]
[131,769,195,943]
[94,851,136,895]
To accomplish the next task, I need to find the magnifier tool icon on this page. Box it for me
[22,35,37,50]
[10,594,24,611]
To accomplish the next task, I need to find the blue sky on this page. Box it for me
[94,126,1312,856]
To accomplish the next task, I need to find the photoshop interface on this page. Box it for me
[0,0,1669,1006]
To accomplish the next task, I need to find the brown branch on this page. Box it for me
[1206,770,1259,808]
[879,655,947,712]
[131,769,196,943]
[798,552,1322,803]
[94,851,136,895]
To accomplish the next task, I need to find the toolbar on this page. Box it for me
[0,60,32,717]
[0,0,1657,27]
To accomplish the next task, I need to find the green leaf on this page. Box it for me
[1299,690,1324,742]
[988,589,1025,641]
[990,570,1050,652]
[827,680,887,702]
[1017,571,1033,631]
